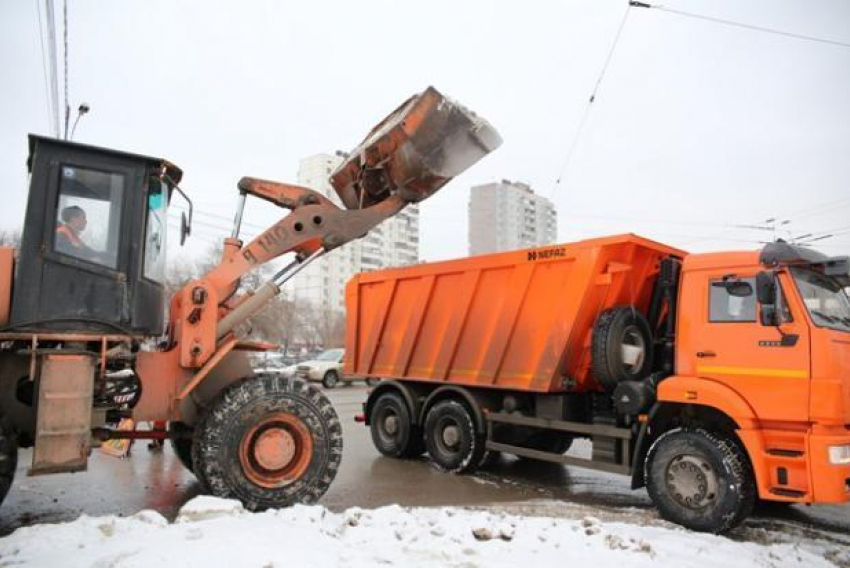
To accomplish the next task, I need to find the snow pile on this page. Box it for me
[0,497,834,567]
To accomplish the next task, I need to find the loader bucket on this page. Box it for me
[330,86,502,210]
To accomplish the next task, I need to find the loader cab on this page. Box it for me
[9,135,185,336]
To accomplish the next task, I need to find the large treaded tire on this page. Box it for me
[369,392,424,458]
[424,400,486,474]
[645,428,755,533]
[0,415,16,508]
[169,422,194,474]
[591,306,654,390]
[192,375,342,511]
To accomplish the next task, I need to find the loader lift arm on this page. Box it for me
[169,86,502,370]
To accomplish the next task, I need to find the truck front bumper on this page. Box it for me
[810,430,850,503]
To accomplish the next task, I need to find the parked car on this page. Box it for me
[293,348,378,388]
[252,352,297,375]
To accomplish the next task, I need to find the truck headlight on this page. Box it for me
[828,445,850,465]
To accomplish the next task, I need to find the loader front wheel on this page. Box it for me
[193,375,342,511]
[169,422,194,474]
[0,415,17,508]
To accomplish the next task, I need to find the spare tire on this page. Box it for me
[591,306,653,390]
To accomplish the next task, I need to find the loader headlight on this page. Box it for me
[828,445,850,465]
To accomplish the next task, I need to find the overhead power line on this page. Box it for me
[551,1,634,198]
[62,0,69,139]
[34,1,53,133]
[630,1,850,49]
[44,0,61,137]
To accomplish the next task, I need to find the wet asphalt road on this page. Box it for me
[1,385,847,538]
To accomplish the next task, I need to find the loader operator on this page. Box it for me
[55,205,98,260]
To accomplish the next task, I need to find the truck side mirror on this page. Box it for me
[756,271,778,326]
[180,211,191,246]
[756,271,776,305]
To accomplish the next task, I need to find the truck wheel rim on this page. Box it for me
[441,423,461,449]
[383,414,399,436]
[665,454,718,510]
[239,413,313,488]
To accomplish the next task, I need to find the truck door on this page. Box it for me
[678,269,811,422]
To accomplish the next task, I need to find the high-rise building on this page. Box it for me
[468,180,557,255]
[289,152,419,314]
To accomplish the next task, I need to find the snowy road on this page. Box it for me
[1,386,848,565]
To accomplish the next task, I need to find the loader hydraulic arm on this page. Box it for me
[171,177,409,368]
[169,85,502,369]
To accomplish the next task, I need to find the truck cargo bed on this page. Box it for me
[344,234,684,393]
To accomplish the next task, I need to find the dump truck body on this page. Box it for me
[344,234,683,392]
[352,235,850,533]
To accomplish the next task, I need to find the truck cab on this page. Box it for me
[664,242,850,504]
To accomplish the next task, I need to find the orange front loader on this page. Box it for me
[348,234,850,532]
[0,86,501,510]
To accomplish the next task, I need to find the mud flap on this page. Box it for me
[31,353,95,475]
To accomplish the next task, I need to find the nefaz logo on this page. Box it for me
[527,247,566,261]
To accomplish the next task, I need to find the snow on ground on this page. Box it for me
[0,496,838,568]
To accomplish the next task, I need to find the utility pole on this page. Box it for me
[45,0,61,138]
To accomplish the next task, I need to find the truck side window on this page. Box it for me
[709,277,757,322]
[54,165,125,269]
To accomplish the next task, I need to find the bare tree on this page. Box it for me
[166,245,312,351]
[297,303,345,350]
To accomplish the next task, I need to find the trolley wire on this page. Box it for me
[632,1,850,50]
[550,1,633,198]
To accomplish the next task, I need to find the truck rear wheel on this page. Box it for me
[592,306,653,390]
[193,374,342,511]
[370,392,424,458]
[646,428,755,533]
[0,415,17,508]
[424,400,485,474]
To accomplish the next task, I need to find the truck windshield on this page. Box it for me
[791,267,850,333]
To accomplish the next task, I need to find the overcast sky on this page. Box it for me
[2,0,849,266]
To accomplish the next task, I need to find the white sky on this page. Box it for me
[1,0,849,266]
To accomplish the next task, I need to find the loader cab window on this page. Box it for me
[709,277,757,322]
[53,165,125,269]
[143,179,168,283]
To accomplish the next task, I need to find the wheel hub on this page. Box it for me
[442,424,460,448]
[666,454,718,510]
[383,414,399,436]
[239,413,314,488]
[620,326,646,371]
[253,429,297,471]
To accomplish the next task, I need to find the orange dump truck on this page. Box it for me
[345,234,850,532]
